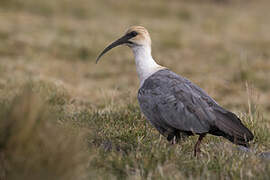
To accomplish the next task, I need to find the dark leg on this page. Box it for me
[167,134,178,145]
[167,131,191,145]
[194,134,206,157]
[167,134,174,141]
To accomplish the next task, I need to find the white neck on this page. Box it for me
[132,45,164,87]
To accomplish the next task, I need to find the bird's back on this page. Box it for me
[138,69,253,145]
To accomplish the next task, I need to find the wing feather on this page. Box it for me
[138,69,212,134]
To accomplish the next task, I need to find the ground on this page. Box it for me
[0,0,269,179]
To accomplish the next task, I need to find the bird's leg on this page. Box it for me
[194,134,206,157]
[168,132,189,145]
[167,134,177,145]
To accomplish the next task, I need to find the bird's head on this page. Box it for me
[125,26,151,47]
[96,26,151,63]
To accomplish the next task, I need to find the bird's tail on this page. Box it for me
[212,108,254,147]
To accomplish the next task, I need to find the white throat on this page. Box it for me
[131,45,164,87]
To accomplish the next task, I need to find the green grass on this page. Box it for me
[1,82,269,179]
[0,0,270,179]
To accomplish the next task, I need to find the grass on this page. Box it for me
[0,0,269,179]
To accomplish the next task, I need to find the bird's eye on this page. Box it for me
[130,31,138,37]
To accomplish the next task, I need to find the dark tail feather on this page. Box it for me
[211,108,254,147]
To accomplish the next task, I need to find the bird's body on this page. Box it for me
[138,69,253,148]
[96,26,254,156]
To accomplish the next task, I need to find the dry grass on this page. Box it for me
[0,85,89,180]
[0,0,269,179]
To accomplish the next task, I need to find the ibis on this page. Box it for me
[96,26,254,156]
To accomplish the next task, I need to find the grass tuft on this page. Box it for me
[0,86,89,180]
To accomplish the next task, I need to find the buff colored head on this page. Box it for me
[96,26,151,63]
[125,26,151,47]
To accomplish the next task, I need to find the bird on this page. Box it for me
[96,26,254,156]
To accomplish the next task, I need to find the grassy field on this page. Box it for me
[0,0,270,179]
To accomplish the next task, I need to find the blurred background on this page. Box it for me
[0,0,269,179]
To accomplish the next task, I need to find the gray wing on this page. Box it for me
[138,69,253,144]
[138,69,217,136]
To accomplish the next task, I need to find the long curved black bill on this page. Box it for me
[96,33,134,64]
